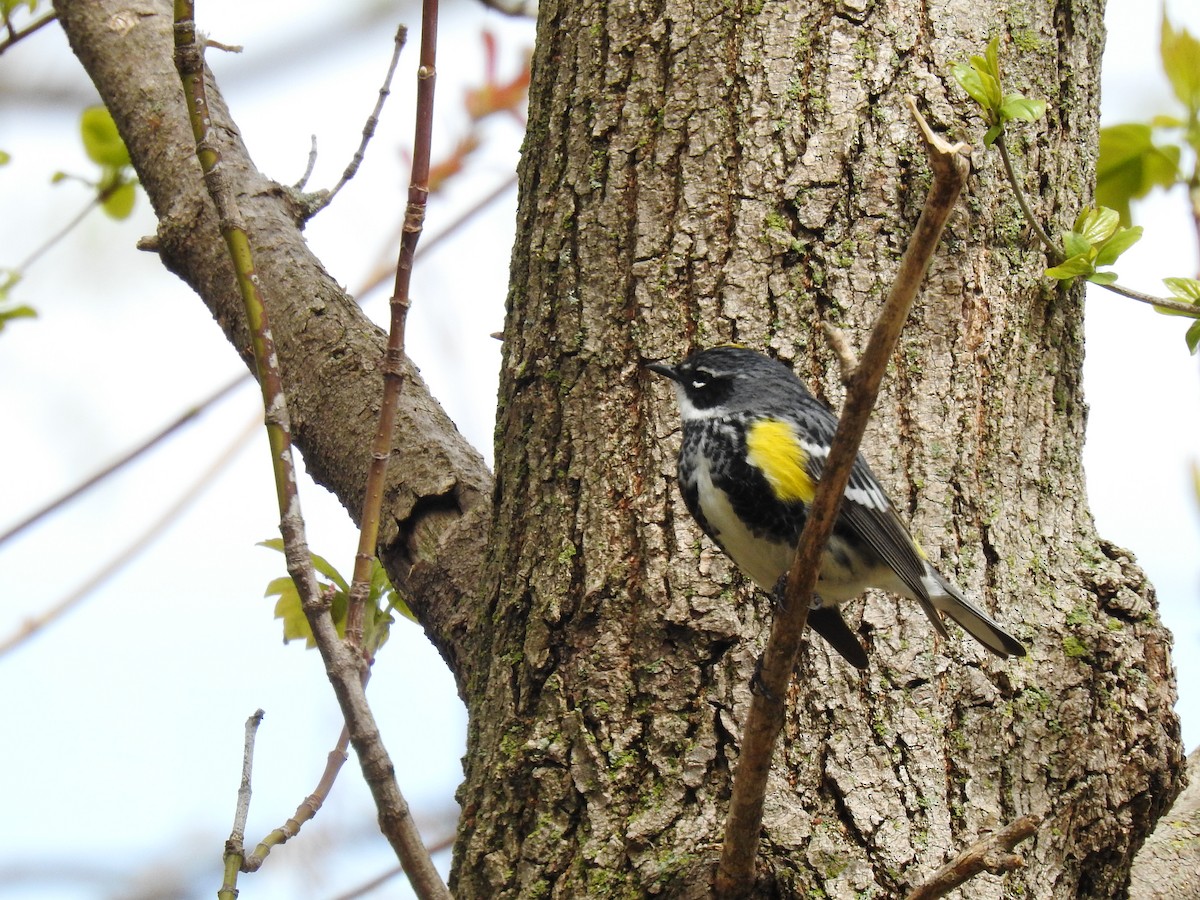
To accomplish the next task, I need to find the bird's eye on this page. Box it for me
[691,369,716,390]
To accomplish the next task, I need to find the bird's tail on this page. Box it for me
[925,571,1027,659]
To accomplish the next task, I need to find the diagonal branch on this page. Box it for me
[345,0,438,652]
[904,814,1042,900]
[715,97,972,897]
[53,0,493,691]
[172,5,448,896]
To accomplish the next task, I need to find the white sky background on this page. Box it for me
[0,1,1197,897]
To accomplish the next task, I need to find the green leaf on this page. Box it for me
[100,179,136,220]
[0,303,37,333]
[1086,271,1118,285]
[954,63,1000,114]
[265,577,313,647]
[0,0,38,15]
[1045,255,1095,281]
[79,106,130,168]
[258,539,406,652]
[1156,278,1200,318]
[1096,123,1181,224]
[951,37,1004,119]
[1187,319,1200,354]
[0,150,9,166]
[1164,276,1200,302]
[1162,13,1200,116]
[1093,224,1142,267]
[0,269,20,299]
[1000,95,1047,124]
[1061,230,1093,259]
[1151,114,1186,128]
[1074,207,1119,244]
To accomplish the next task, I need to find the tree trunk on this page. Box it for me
[51,0,1185,896]
[454,0,1183,896]
[1130,747,1200,898]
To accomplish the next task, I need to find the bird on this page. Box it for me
[647,345,1026,669]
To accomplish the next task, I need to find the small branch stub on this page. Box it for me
[904,814,1042,900]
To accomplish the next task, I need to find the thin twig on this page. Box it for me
[996,132,1199,316]
[356,172,518,303]
[715,98,971,897]
[0,415,259,658]
[15,196,101,273]
[0,373,246,548]
[2,158,503,555]
[995,132,1057,258]
[318,25,408,212]
[330,830,457,900]
[243,724,353,871]
[903,814,1042,900]
[294,135,319,191]
[343,2,436,651]
[219,709,266,900]
[1096,279,1200,316]
[173,7,449,898]
[0,8,57,54]
[820,322,858,386]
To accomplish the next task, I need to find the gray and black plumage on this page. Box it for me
[649,345,1026,669]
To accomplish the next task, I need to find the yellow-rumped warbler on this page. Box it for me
[648,345,1026,669]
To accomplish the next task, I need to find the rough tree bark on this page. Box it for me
[458,0,1184,896]
[52,0,1185,897]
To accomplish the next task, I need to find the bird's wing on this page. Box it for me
[793,404,934,604]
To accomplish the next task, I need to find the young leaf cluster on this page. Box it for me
[1044,208,1143,286]
[1159,277,1200,352]
[0,269,34,333]
[952,25,1200,353]
[950,37,1046,146]
[259,538,414,655]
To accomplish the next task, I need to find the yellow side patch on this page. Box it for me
[746,418,815,503]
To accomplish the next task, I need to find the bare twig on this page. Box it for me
[294,135,319,191]
[904,814,1042,900]
[995,133,1057,258]
[0,416,258,658]
[1096,279,1200,316]
[15,196,101,273]
[343,0,437,651]
[0,9,57,54]
[0,373,246,548]
[715,97,971,897]
[357,172,517,303]
[318,24,408,211]
[244,724,353,871]
[172,7,449,898]
[330,830,456,900]
[219,709,266,900]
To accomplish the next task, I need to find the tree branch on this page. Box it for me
[53,0,493,690]
[244,725,353,871]
[904,814,1041,900]
[345,2,435,651]
[171,6,448,896]
[219,709,265,900]
[715,98,971,896]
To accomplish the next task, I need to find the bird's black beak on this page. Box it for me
[645,361,679,382]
